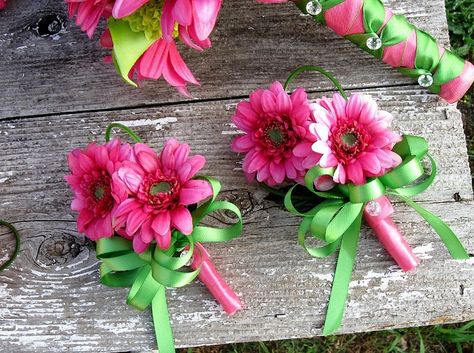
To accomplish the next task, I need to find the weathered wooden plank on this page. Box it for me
[0,85,473,352]
[0,0,453,118]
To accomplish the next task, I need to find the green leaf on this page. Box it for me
[107,18,155,87]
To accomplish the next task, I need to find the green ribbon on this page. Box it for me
[108,18,155,87]
[284,135,469,335]
[96,177,242,353]
[295,0,466,93]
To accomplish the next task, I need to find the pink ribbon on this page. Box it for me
[363,196,420,272]
[323,0,474,103]
[191,243,243,315]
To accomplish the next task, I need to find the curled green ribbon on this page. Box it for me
[284,135,469,335]
[96,176,242,353]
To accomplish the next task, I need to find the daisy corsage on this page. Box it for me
[231,65,469,335]
[66,123,243,353]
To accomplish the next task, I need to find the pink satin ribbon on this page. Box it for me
[324,0,474,103]
[363,196,420,272]
[190,243,243,315]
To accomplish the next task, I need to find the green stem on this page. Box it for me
[105,123,143,143]
[0,220,20,272]
[284,65,348,100]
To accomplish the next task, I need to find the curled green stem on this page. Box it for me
[105,123,143,143]
[284,65,348,100]
[0,220,20,272]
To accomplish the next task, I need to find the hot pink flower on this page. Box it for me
[112,0,219,51]
[0,0,7,10]
[65,139,133,240]
[112,139,213,252]
[231,81,314,186]
[129,38,199,96]
[304,93,402,185]
[66,0,114,38]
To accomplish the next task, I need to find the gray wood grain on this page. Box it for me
[0,85,473,352]
[0,0,453,119]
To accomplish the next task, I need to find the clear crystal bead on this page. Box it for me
[366,36,382,50]
[306,0,322,15]
[418,73,434,88]
[180,250,193,266]
[365,200,382,217]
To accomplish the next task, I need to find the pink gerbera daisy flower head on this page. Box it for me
[65,139,134,241]
[231,81,314,186]
[112,139,213,253]
[308,93,402,185]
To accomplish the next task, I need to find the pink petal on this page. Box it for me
[112,0,149,18]
[137,151,159,173]
[126,209,148,236]
[155,231,172,249]
[293,142,313,157]
[261,90,276,113]
[345,93,363,120]
[191,0,222,40]
[132,234,149,253]
[314,175,336,191]
[358,152,382,175]
[117,166,142,193]
[172,0,192,25]
[171,206,193,235]
[347,161,364,185]
[140,219,155,243]
[77,209,94,233]
[333,163,346,184]
[269,162,285,184]
[276,91,292,115]
[179,179,213,205]
[312,140,331,154]
[231,135,254,153]
[319,152,338,168]
[139,39,168,79]
[151,211,171,236]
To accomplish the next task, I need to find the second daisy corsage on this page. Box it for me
[231,66,469,335]
[66,123,243,353]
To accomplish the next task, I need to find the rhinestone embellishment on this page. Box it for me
[418,73,434,88]
[366,36,382,50]
[306,0,322,15]
[365,200,382,217]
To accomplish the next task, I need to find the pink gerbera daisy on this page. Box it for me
[231,81,314,186]
[65,139,133,240]
[306,93,402,185]
[112,139,213,252]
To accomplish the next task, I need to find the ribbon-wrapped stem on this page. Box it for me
[190,243,243,315]
[363,196,419,272]
[285,134,469,335]
[291,0,474,103]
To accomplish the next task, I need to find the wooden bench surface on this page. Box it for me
[1,0,473,352]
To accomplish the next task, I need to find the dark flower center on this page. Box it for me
[331,121,370,163]
[266,125,286,146]
[150,181,172,195]
[87,175,113,216]
[141,176,180,211]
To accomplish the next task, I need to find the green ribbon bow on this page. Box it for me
[284,135,469,335]
[96,177,242,353]
[295,0,466,93]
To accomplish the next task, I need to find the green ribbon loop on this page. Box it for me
[96,176,243,352]
[284,134,469,335]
